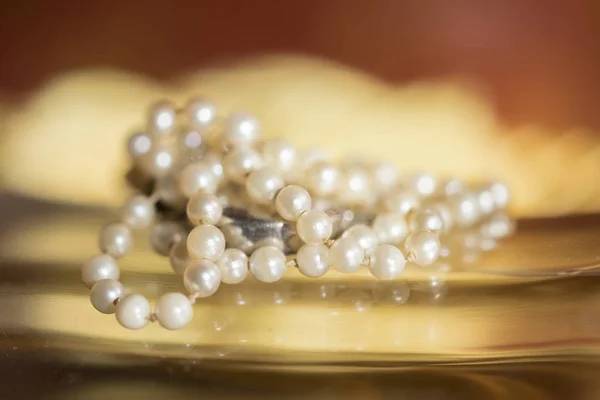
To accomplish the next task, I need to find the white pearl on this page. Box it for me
[187,224,225,261]
[127,132,152,158]
[296,243,329,277]
[224,112,260,148]
[369,244,406,280]
[296,209,333,244]
[341,224,378,253]
[372,213,408,244]
[372,162,399,191]
[154,292,194,330]
[122,194,155,229]
[429,202,453,234]
[339,166,372,205]
[295,148,327,172]
[443,179,466,196]
[306,162,339,196]
[82,254,120,288]
[202,152,224,182]
[115,293,151,330]
[476,189,495,215]
[151,220,187,256]
[147,100,176,135]
[245,167,285,205]
[186,192,223,225]
[329,236,364,273]
[90,279,124,314]
[489,181,510,208]
[408,207,444,233]
[480,212,515,239]
[169,240,189,275]
[178,161,218,198]
[404,231,441,267]
[412,173,437,197]
[275,185,312,221]
[180,129,204,153]
[99,222,132,258]
[217,248,249,284]
[262,138,297,172]
[137,142,178,178]
[185,98,216,127]
[184,259,221,297]
[249,246,287,283]
[448,193,481,227]
[382,188,420,214]
[223,148,263,183]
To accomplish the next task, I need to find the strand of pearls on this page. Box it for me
[82,97,515,330]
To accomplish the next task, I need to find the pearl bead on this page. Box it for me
[329,236,364,273]
[372,213,408,244]
[339,166,372,205]
[342,224,378,253]
[275,185,312,221]
[480,212,515,239]
[306,162,339,196]
[404,231,441,267]
[179,129,204,154]
[178,162,218,198]
[122,194,155,229]
[411,173,437,197]
[147,100,176,135]
[223,148,262,183]
[169,240,190,275]
[407,207,444,233]
[443,179,466,196]
[186,192,223,225]
[296,243,329,277]
[99,223,132,258]
[249,246,287,283]
[115,293,151,330]
[154,292,194,330]
[90,279,124,314]
[382,188,420,214]
[296,209,333,244]
[217,248,249,284]
[262,138,297,172]
[476,189,495,215]
[368,244,406,280]
[225,112,260,148]
[489,181,510,208]
[138,144,178,178]
[202,152,224,182]
[185,98,216,128]
[372,162,399,191]
[127,132,152,158]
[448,193,481,227]
[430,202,454,234]
[187,224,225,261]
[82,254,120,288]
[184,259,221,297]
[150,220,187,256]
[245,167,285,205]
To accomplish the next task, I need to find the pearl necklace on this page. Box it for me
[81,98,515,330]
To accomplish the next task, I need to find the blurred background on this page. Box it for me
[0,0,599,216]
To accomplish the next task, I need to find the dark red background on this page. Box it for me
[1,0,599,130]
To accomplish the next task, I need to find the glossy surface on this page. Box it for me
[2,195,600,398]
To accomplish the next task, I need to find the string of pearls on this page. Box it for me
[82,97,514,330]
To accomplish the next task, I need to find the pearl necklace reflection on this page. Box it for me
[81,97,515,330]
